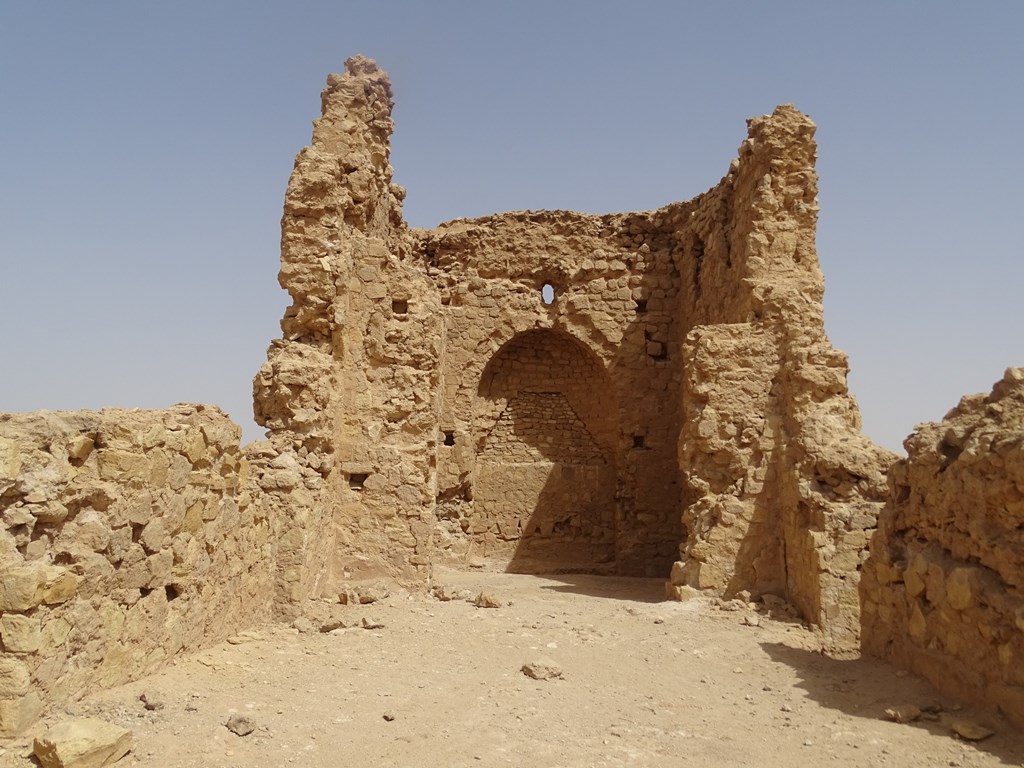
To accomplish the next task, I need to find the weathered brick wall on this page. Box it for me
[0,406,271,736]
[861,368,1024,723]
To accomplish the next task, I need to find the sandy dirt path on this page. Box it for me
[5,570,1023,767]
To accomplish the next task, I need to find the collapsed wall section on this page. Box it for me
[861,368,1024,724]
[666,106,895,653]
[0,406,269,736]
[252,56,441,608]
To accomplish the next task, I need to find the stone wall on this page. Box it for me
[253,55,893,652]
[861,368,1024,724]
[253,56,441,610]
[0,406,270,736]
[666,107,896,652]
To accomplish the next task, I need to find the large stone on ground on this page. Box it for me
[33,718,133,768]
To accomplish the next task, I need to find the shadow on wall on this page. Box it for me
[469,225,687,578]
[475,328,618,574]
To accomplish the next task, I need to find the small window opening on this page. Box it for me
[392,298,408,314]
[348,473,368,490]
[634,299,648,315]
[632,434,646,449]
[165,584,182,602]
[139,588,153,598]
[443,431,456,446]
[540,283,556,305]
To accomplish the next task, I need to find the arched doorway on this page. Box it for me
[473,329,619,572]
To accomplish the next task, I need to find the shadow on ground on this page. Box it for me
[537,574,667,603]
[762,641,1024,766]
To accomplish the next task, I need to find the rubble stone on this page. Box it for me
[861,368,1024,726]
[33,718,132,768]
[0,406,270,735]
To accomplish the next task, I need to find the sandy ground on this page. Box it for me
[5,570,1024,768]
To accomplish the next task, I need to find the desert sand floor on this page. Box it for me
[5,570,1024,768]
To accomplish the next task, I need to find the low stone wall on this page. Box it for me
[861,368,1024,724]
[0,406,272,736]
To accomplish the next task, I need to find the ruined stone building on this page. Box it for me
[1,56,1021,735]
[250,56,893,641]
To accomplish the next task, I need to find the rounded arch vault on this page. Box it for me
[471,328,620,573]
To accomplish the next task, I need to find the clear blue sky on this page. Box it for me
[1,2,1021,451]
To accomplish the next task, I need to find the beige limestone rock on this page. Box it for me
[33,718,133,768]
[0,613,42,652]
[0,656,31,698]
[0,406,271,734]
[862,368,1024,726]
[522,658,563,680]
[0,692,44,737]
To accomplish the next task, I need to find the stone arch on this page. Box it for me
[452,307,618,417]
[471,328,620,572]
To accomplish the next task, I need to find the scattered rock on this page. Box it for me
[33,718,132,768]
[950,718,994,741]
[382,711,396,722]
[467,556,485,569]
[225,714,256,737]
[741,615,761,627]
[884,704,921,723]
[760,594,798,618]
[361,617,385,630]
[359,584,390,604]
[139,692,165,712]
[292,617,316,634]
[340,582,391,605]
[431,584,471,602]
[666,584,703,601]
[521,658,563,680]
[716,599,746,612]
[319,618,347,633]
[473,591,502,609]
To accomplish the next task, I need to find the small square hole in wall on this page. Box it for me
[634,299,648,315]
[632,434,646,449]
[443,431,456,446]
[348,473,368,490]
[392,299,408,314]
